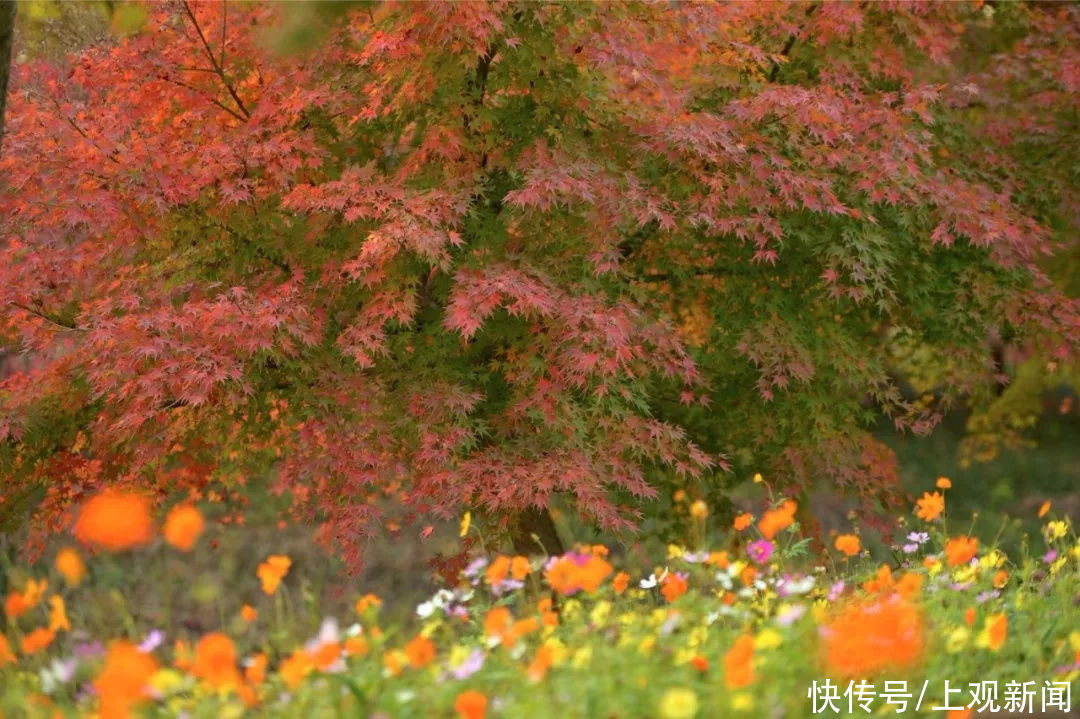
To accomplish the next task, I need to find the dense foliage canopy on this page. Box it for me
[2,1,1078,567]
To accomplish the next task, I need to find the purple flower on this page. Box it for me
[906,532,930,545]
[827,580,845,601]
[975,590,1000,604]
[747,539,774,565]
[776,604,806,627]
[450,649,485,680]
[902,543,920,554]
[464,557,489,580]
[1043,550,1059,564]
[138,630,164,653]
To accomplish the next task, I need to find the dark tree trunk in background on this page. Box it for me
[511,506,564,557]
[0,0,15,148]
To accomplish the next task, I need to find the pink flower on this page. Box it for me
[747,539,774,565]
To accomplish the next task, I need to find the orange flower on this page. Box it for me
[733,513,753,531]
[689,500,708,519]
[344,636,369,657]
[543,554,613,595]
[896,572,923,600]
[936,477,952,490]
[4,592,29,619]
[95,641,158,719]
[706,551,730,569]
[0,635,14,666]
[355,593,381,614]
[20,627,55,654]
[245,652,268,684]
[992,570,1008,589]
[724,634,754,688]
[862,564,894,595]
[526,644,554,682]
[455,689,487,719]
[73,491,154,551]
[986,614,1007,651]
[310,641,342,670]
[510,555,531,581]
[822,596,924,678]
[485,555,511,586]
[690,655,709,672]
[241,604,257,622]
[739,565,758,586]
[279,649,312,688]
[483,607,511,640]
[404,635,435,668]
[55,547,86,587]
[758,500,797,540]
[945,536,978,567]
[48,595,70,633]
[834,534,860,557]
[661,573,688,602]
[1038,500,1051,518]
[612,571,629,595]
[191,632,241,688]
[256,555,291,595]
[163,505,204,552]
[964,607,976,627]
[915,491,945,522]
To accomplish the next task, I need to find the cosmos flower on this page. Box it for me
[915,492,945,522]
[163,505,205,552]
[747,539,774,565]
[73,491,154,551]
[454,689,487,719]
[256,555,292,595]
[834,534,860,557]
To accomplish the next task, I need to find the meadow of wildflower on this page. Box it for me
[1,480,1078,718]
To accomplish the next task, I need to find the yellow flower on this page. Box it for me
[571,645,593,669]
[458,511,471,538]
[589,601,612,627]
[731,693,754,712]
[1068,631,1080,653]
[754,629,783,651]
[1045,520,1068,541]
[638,637,656,655]
[946,627,970,654]
[752,473,763,484]
[658,688,699,719]
[149,669,185,695]
[689,500,708,519]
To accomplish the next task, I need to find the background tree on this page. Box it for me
[1,1,1077,568]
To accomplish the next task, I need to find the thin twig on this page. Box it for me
[180,0,250,119]
[7,302,87,332]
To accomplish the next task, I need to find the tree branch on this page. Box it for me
[180,0,250,120]
[7,302,87,332]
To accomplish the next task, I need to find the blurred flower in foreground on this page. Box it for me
[163,505,205,552]
[821,595,924,677]
[455,689,487,719]
[658,687,699,719]
[95,641,158,719]
[74,491,154,551]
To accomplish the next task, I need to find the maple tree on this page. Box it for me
[1,1,1078,567]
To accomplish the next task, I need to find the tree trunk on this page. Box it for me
[511,506,564,557]
[0,0,15,149]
